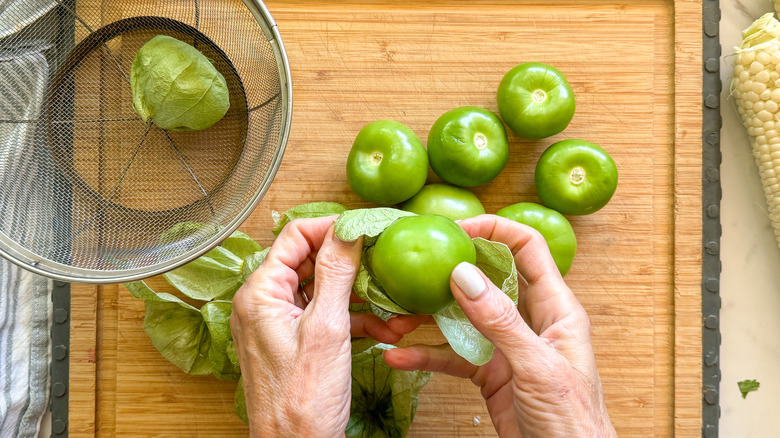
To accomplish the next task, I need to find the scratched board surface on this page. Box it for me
[68,1,703,436]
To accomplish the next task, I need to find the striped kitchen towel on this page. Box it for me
[0,41,54,438]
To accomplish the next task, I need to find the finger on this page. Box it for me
[294,254,316,284]
[301,280,314,303]
[307,225,364,320]
[293,284,309,308]
[386,314,432,335]
[458,214,560,285]
[450,261,546,365]
[458,214,583,333]
[350,313,402,344]
[245,216,336,302]
[383,344,479,379]
[301,280,366,308]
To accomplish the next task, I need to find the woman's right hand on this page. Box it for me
[383,214,616,437]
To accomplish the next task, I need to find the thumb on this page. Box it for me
[308,226,364,320]
[450,262,544,364]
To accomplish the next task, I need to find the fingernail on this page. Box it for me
[452,262,486,299]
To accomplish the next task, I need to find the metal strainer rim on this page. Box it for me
[0,0,292,283]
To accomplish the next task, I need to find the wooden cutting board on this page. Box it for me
[68,0,703,436]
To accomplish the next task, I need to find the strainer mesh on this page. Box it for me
[0,0,286,280]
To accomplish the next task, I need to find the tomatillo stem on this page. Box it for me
[532,89,547,103]
[370,151,383,165]
[474,133,488,150]
[570,166,586,185]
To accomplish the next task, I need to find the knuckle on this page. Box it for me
[317,254,358,280]
[524,226,547,246]
[230,286,252,321]
[572,307,592,337]
[488,299,523,334]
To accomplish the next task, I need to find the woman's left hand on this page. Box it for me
[230,216,421,437]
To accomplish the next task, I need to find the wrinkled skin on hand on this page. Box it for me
[384,214,617,438]
[230,216,422,437]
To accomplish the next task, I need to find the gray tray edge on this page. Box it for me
[702,0,722,437]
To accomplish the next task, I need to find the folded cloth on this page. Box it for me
[0,41,54,438]
[0,265,52,438]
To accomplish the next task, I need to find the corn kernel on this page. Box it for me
[757,70,771,84]
[743,50,756,64]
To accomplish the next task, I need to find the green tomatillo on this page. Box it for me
[402,184,485,221]
[534,139,618,215]
[370,215,476,314]
[497,62,575,139]
[131,35,230,131]
[346,120,428,205]
[427,106,509,187]
[496,202,577,276]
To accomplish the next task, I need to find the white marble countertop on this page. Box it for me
[721,0,780,436]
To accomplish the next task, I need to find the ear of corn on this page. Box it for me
[731,13,780,248]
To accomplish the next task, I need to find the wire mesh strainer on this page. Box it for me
[0,0,291,283]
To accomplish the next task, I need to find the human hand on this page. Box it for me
[384,214,616,437]
[230,216,420,437]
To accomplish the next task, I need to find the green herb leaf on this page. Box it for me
[351,337,379,354]
[240,248,270,283]
[131,35,229,131]
[163,246,244,301]
[353,259,413,316]
[226,340,239,368]
[433,302,494,366]
[347,344,432,438]
[473,238,519,304]
[738,379,760,398]
[220,230,263,259]
[163,230,262,302]
[125,281,213,375]
[433,238,518,366]
[334,208,416,245]
[272,202,349,236]
[201,301,240,381]
[234,377,248,424]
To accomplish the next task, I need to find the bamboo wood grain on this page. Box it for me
[68,0,703,436]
